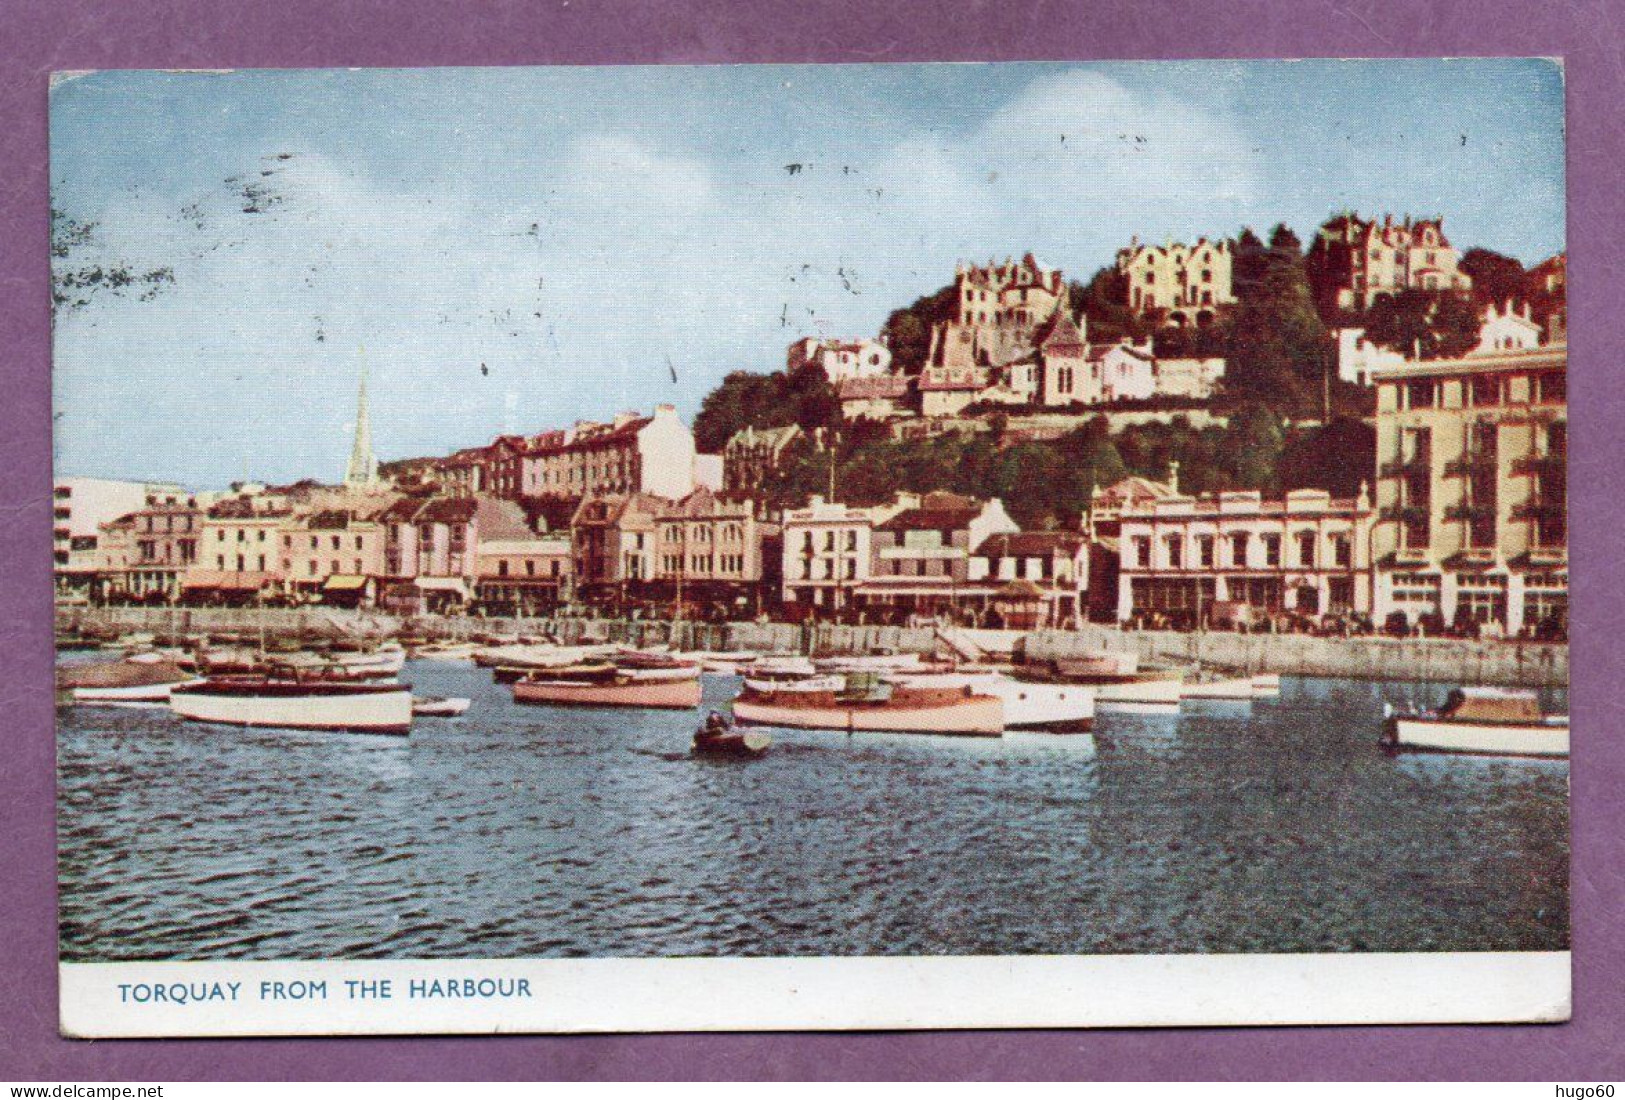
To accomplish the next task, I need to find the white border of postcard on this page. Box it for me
[62,951,1569,1035]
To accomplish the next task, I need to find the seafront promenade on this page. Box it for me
[56,606,1569,688]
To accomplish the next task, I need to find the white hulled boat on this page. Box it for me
[1383,687,1568,759]
[886,671,1094,732]
[169,678,413,735]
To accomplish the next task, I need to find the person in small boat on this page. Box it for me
[699,710,731,740]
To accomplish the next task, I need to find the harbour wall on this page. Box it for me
[58,606,1569,688]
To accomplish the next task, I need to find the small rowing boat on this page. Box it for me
[693,712,771,757]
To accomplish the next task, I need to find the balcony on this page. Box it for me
[1379,457,1428,479]
[1513,453,1567,477]
[1443,502,1496,522]
[1443,453,1497,478]
[1513,499,1566,520]
[1379,504,1430,523]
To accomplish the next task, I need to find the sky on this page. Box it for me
[49,59,1566,488]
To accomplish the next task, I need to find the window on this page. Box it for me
[1471,375,1500,407]
[1296,532,1316,567]
[1163,534,1183,568]
[1405,380,1435,410]
[1229,532,1249,566]
[1262,534,1281,567]
[1132,537,1150,568]
[1197,535,1215,568]
[498,560,509,577]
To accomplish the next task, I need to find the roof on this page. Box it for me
[835,375,909,399]
[562,417,652,452]
[918,367,987,391]
[1038,307,1085,353]
[379,497,429,524]
[976,531,1085,557]
[418,497,479,525]
[1094,475,1178,506]
[1369,344,1566,382]
[996,579,1045,600]
[879,506,981,534]
[725,423,801,451]
[1089,341,1153,363]
[306,510,352,530]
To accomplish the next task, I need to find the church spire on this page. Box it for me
[344,353,379,489]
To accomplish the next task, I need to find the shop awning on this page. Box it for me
[181,570,277,592]
[322,574,371,592]
[413,576,469,594]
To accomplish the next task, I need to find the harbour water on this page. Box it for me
[57,663,1569,961]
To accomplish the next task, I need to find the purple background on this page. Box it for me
[3,0,1619,1081]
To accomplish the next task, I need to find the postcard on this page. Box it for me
[50,59,1569,1036]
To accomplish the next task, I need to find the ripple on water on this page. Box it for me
[56,664,1569,961]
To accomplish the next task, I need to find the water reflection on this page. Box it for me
[57,662,1568,961]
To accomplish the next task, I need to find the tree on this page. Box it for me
[1071,267,1148,344]
[690,365,839,453]
[1459,248,1528,312]
[878,284,957,375]
[1231,227,1268,300]
[1279,417,1376,498]
[1228,403,1288,492]
[1363,289,1479,360]
[1220,223,1327,413]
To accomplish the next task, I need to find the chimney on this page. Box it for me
[1168,460,1180,495]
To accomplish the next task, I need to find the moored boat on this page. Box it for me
[73,677,205,707]
[512,674,702,710]
[412,695,472,717]
[886,671,1094,732]
[731,676,1003,737]
[1181,675,1258,702]
[1383,687,1568,759]
[169,678,413,735]
[1039,652,1182,710]
[814,652,927,674]
[411,641,480,662]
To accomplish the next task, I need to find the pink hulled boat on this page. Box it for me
[730,678,1003,737]
[512,673,702,710]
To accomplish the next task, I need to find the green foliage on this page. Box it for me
[1219,223,1328,414]
[1459,248,1528,311]
[751,403,1362,531]
[1279,416,1376,499]
[1362,289,1479,360]
[1069,268,1148,345]
[691,365,841,453]
[878,284,957,375]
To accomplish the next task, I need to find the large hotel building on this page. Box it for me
[1370,341,1567,635]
